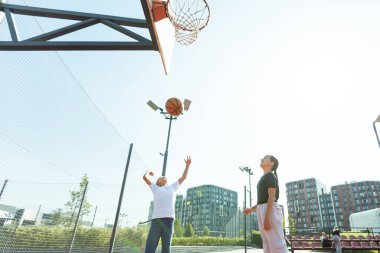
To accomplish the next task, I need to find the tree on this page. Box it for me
[184,224,195,237]
[288,216,297,236]
[174,219,184,237]
[49,208,69,226]
[65,174,92,227]
[202,226,210,236]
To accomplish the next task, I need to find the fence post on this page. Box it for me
[68,180,88,253]
[0,179,8,201]
[108,143,134,253]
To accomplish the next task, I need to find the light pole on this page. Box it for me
[239,166,253,207]
[147,99,191,176]
[239,166,253,242]
[244,185,247,253]
[196,190,202,234]
[373,114,380,149]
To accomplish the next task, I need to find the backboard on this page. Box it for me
[143,0,175,75]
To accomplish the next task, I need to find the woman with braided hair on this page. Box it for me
[243,155,287,253]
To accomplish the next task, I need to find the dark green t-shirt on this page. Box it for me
[257,172,279,204]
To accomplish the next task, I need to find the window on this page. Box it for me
[295,200,300,212]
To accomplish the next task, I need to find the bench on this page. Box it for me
[288,235,380,253]
[341,241,380,253]
[289,240,334,253]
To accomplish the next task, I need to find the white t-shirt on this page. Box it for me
[149,181,180,219]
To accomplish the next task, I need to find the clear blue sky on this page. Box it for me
[1,0,380,226]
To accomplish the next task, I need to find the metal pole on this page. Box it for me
[0,179,8,201]
[91,206,98,227]
[248,171,252,243]
[34,205,41,224]
[373,122,380,149]
[68,180,88,253]
[69,200,78,227]
[248,172,252,207]
[162,116,173,176]
[108,143,134,253]
[244,186,247,253]
[238,208,240,238]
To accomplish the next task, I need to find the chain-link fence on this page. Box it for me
[0,3,156,251]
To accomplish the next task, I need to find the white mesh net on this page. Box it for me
[166,0,210,45]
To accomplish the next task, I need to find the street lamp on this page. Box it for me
[239,166,253,243]
[147,98,191,176]
[243,185,247,253]
[373,114,380,149]
[196,190,203,234]
[239,166,253,207]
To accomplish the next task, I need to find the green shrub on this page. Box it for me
[251,230,262,248]
[0,226,146,249]
[184,224,195,237]
[174,219,184,237]
[202,226,210,236]
[1,226,250,249]
[172,236,245,246]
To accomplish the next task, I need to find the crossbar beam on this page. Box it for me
[25,18,99,42]
[0,3,158,51]
[4,8,18,41]
[0,41,154,50]
[0,3,147,28]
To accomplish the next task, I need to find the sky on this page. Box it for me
[1,0,380,226]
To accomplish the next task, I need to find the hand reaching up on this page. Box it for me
[184,156,192,166]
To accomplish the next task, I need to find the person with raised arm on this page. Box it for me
[143,156,192,253]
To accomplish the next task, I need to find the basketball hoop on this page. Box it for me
[152,0,210,46]
[175,29,198,46]
[166,0,210,45]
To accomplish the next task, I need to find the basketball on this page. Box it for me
[165,98,183,116]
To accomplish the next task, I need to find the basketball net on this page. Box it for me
[166,0,210,45]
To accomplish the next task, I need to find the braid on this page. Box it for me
[269,155,279,171]
[269,155,279,180]
[270,155,280,199]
